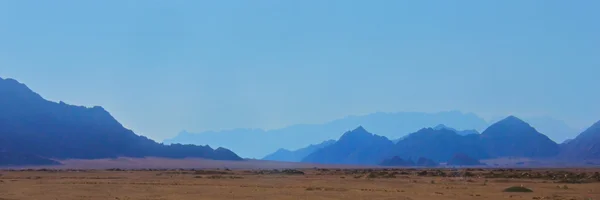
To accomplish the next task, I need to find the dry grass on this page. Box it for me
[1,167,600,200]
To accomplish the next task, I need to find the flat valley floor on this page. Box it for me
[1,168,600,200]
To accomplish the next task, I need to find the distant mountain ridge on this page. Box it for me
[433,124,479,136]
[262,140,335,162]
[165,111,489,158]
[0,77,242,166]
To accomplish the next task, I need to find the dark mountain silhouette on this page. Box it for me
[447,153,483,166]
[302,126,394,165]
[560,120,600,160]
[0,77,242,165]
[0,151,61,166]
[262,140,335,162]
[389,128,488,162]
[480,116,560,158]
[433,124,479,136]
[380,156,415,166]
[164,111,488,158]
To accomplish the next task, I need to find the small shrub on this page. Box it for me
[281,169,305,175]
[194,170,230,175]
[503,186,533,193]
[207,175,224,179]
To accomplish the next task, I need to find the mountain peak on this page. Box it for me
[433,124,457,131]
[483,115,534,135]
[0,76,37,94]
[433,124,449,130]
[302,126,394,165]
[340,126,373,138]
[481,115,559,158]
[353,126,367,132]
[500,115,529,125]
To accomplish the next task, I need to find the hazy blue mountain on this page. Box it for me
[480,116,560,158]
[302,126,394,165]
[165,111,488,158]
[433,124,479,136]
[488,116,580,143]
[560,120,600,160]
[262,140,336,162]
[0,77,242,165]
[389,128,488,162]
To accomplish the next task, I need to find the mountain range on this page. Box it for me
[286,116,600,166]
[166,114,579,159]
[2,76,598,167]
[165,111,490,158]
[0,77,242,166]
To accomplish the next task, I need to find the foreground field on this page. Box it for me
[1,168,599,200]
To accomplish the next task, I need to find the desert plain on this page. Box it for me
[1,158,600,200]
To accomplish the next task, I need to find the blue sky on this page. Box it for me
[1,0,599,141]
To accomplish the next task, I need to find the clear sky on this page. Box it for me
[1,0,598,141]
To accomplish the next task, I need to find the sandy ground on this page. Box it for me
[1,168,599,200]
[1,158,599,199]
